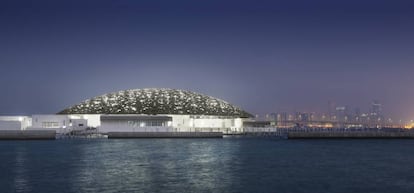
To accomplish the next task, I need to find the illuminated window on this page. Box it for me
[42,122,59,128]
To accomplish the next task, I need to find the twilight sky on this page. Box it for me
[1,0,413,120]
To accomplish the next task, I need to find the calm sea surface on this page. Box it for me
[1,137,414,193]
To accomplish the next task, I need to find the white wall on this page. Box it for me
[168,115,243,132]
[30,115,87,134]
[0,116,31,130]
[0,121,22,130]
[4,114,244,133]
[169,115,191,130]
[71,119,88,131]
[100,120,173,133]
[31,115,70,128]
[69,114,101,127]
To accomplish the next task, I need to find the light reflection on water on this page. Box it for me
[1,138,414,193]
[72,139,242,193]
[14,146,31,193]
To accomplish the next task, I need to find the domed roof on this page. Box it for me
[58,88,252,118]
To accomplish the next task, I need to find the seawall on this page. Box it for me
[0,130,56,140]
[288,131,414,139]
[107,132,223,138]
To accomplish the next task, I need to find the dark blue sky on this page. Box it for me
[1,0,413,120]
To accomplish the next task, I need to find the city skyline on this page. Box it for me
[1,0,414,120]
[263,100,388,121]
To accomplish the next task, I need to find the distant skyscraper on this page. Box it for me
[328,100,336,121]
[294,112,311,122]
[353,108,361,122]
[269,113,277,121]
[276,112,289,127]
[335,106,348,122]
[371,100,382,116]
[276,112,288,122]
[370,100,383,123]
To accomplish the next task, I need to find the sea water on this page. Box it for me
[1,138,414,193]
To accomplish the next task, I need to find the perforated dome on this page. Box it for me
[58,88,252,118]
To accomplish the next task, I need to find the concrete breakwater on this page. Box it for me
[287,131,414,139]
[0,130,56,140]
[107,132,223,138]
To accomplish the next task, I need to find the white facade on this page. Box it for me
[0,113,245,134]
[99,114,244,133]
[169,115,243,132]
[29,115,87,134]
[0,116,31,130]
[66,114,101,127]
[99,115,173,133]
[100,121,174,133]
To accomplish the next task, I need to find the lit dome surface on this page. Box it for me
[58,88,252,117]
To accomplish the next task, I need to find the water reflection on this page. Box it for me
[14,146,31,193]
[2,139,414,193]
[72,139,242,193]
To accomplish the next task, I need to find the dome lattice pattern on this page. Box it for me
[58,88,252,117]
